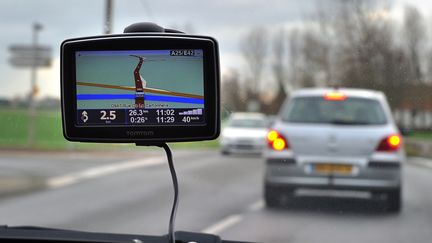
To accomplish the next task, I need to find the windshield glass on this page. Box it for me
[282,97,388,125]
[1,1,432,243]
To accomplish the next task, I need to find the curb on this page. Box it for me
[0,176,46,198]
[405,139,432,159]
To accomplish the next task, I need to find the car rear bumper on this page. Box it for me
[265,158,402,191]
[265,176,400,191]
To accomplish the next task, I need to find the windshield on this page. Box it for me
[282,97,388,125]
[1,1,432,243]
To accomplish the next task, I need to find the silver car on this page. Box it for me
[220,113,268,155]
[264,88,405,212]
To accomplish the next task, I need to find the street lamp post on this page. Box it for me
[104,0,113,34]
[27,22,43,146]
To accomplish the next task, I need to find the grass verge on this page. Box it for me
[0,108,220,151]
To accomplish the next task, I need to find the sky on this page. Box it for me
[0,0,431,99]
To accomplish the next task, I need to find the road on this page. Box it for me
[0,149,431,243]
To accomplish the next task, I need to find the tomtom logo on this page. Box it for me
[126,131,154,136]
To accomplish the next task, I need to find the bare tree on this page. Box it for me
[239,27,268,103]
[287,0,412,107]
[235,0,430,113]
[221,69,245,112]
[287,28,303,89]
[286,29,332,88]
[403,5,426,84]
[269,28,288,113]
[301,30,332,87]
[427,50,432,83]
[321,0,399,89]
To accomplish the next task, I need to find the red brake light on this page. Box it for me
[324,92,346,101]
[376,134,402,152]
[267,130,289,151]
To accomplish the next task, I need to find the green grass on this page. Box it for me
[0,108,66,149]
[169,139,220,149]
[0,108,220,150]
[409,131,432,141]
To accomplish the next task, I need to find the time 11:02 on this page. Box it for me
[156,109,175,116]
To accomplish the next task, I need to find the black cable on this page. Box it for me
[162,143,178,243]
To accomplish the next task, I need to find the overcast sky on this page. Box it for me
[0,0,430,99]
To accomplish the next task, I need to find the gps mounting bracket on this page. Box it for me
[127,22,222,243]
[124,22,185,34]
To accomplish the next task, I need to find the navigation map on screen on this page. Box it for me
[75,49,205,126]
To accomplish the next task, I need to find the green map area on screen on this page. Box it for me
[75,50,204,110]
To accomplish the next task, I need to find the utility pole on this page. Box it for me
[28,22,43,146]
[8,23,51,147]
[104,0,113,34]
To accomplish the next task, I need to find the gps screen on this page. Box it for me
[75,49,205,126]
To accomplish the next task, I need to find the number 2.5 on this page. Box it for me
[100,110,116,120]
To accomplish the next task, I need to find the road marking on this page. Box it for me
[201,214,243,235]
[201,199,263,235]
[46,157,165,189]
[77,81,204,99]
[409,157,432,169]
[248,199,264,211]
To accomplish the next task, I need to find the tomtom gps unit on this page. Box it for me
[61,33,220,143]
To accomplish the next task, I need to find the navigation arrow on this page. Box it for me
[81,111,89,123]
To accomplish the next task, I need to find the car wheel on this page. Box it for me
[264,184,280,208]
[386,188,402,212]
[221,149,230,155]
[264,183,295,208]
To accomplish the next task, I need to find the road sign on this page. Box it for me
[8,57,51,68]
[9,23,49,147]
[8,44,52,68]
[9,44,51,53]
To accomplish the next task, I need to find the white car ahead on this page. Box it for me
[264,88,405,212]
[220,113,268,155]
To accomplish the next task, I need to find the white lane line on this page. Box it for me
[248,199,264,212]
[409,157,432,169]
[201,214,243,235]
[201,199,263,235]
[46,157,165,189]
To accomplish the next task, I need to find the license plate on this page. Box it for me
[314,164,353,175]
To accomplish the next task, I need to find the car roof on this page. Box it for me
[291,88,385,100]
[229,112,266,119]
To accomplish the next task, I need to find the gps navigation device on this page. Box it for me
[61,33,220,143]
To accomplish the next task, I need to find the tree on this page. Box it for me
[269,28,288,113]
[287,28,303,89]
[403,5,426,84]
[319,0,400,89]
[288,0,413,107]
[221,69,245,112]
[239,27,268,107]
[301,30,332,87]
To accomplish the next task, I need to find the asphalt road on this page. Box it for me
[0,149,431,243]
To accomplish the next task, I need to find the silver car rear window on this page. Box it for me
[282,96,387,125]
